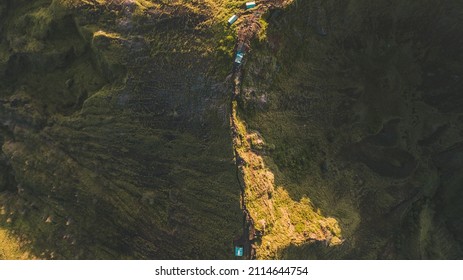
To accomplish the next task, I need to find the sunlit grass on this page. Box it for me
[0,229,37,260]
[232,98,343,259]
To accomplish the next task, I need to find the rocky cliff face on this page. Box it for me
[0,0,462,259]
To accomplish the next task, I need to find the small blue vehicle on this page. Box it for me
[234,42,245,65]
[234,246,244,257]
[235,51,244,64]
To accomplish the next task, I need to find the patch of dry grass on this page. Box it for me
[0,229,37,260]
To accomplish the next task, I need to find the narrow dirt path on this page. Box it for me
[229,0,289,259]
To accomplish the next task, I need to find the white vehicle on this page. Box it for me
[228,14,238,25]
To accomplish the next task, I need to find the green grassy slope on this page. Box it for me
[0,0,242,259]
[1,0,462,259]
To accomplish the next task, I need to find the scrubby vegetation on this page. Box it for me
[240,0,463,258]
[0,0,245,259]
[1,0,462,259]
[232,98,342,259]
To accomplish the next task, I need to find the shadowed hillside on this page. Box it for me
[1,0,462,259]
[0,0,243,259]
[241,0,463,259]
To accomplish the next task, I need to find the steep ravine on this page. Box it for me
[229,0,342,259]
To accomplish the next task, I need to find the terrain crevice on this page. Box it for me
[229,0,342,259]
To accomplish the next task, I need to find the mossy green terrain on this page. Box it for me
[0,0,245,259]
[239,0,463,258]
[232,97,342,259]
[0,0,462,259]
